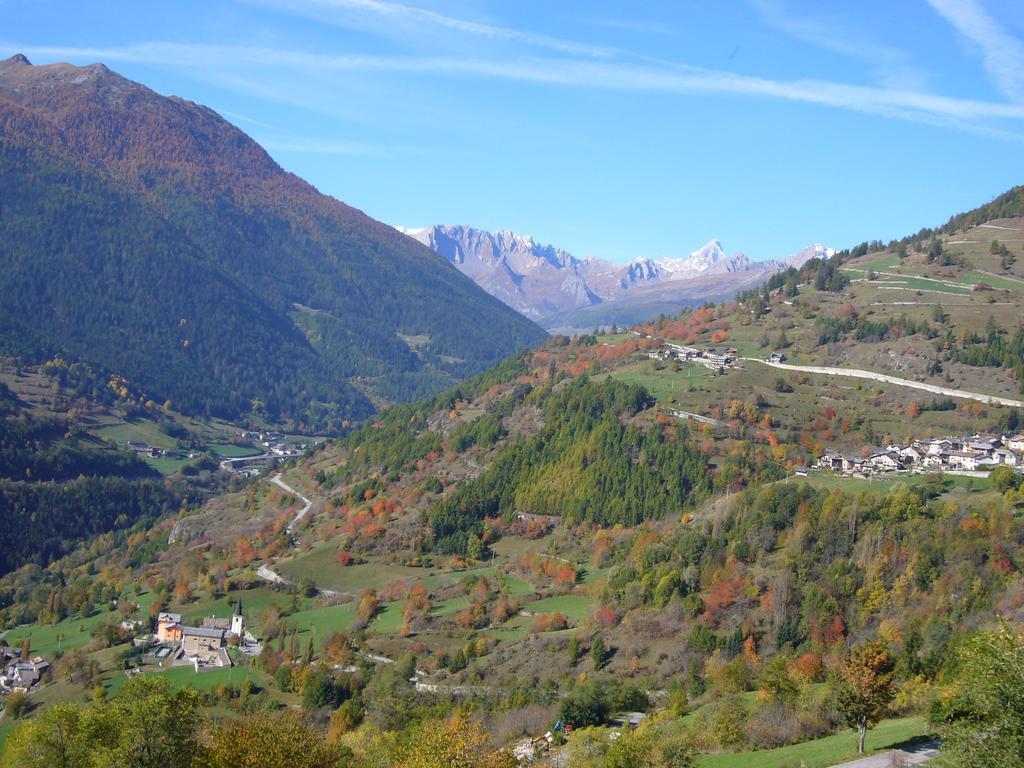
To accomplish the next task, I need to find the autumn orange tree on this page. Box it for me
[837,642,896,753]
[356,588,380,626]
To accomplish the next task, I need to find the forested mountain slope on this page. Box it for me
[0,55,545,431]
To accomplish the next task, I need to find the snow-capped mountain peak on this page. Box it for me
[782,243,835,268]
[619,257,661,287]
[654,239,751,279]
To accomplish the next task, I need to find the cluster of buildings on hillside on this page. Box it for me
[126,431,311,470]
[126,440,197,460]
[815,433,1024,475]
[647,341,740,370]
[154,606,251,669]
[220,432,314,478]
[240,430,310,456]
[0,648,50,695]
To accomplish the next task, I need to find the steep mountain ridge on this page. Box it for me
[0,55,546,429]
[400,223,831,328]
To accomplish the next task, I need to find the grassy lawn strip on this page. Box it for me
[286,602,358,639]
[0,717,12,754]
[96,419,179,449]
[103,663,271,699]
[784,472,991,496]
[522,594,592,624]
[697,716,929,768]
[369,602,404,634]
[208,443,262,458]
[144,455,192,475]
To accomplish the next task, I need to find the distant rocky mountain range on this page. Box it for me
[398,225,833,331]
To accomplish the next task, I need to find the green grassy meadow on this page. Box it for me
[5,590,154,662]
[286,602,358,639]
[274,552,430,595]
[522,594,592,624]
[787,471,992,496]
[697,717,930,768]
[610,362,714,404]
[0,718,11,754]
[209,443,262,458]
[95,418,180,450]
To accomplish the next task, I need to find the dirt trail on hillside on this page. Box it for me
[743,358,1024,408]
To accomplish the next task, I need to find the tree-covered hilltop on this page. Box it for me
[0,57,545,431]
[430,376,712,553]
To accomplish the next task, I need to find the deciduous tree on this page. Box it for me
[837,642,896,753]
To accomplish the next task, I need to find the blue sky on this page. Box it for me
[4,0,1024,263]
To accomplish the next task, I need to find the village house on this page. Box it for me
[156,612,183,643]
[180,626,231,667]
[201,617,230,632]
[925,439,956,456]
[769,351,787,363]
[967,438,999,456]
[666,343,696,360]
[995,448,1020,467]
[702,348,735,369]
[1,656,49,693]
[948,452,980,471]
[869,450,903,471]
[1005,434,1024,453]
[813,451,844,471]
[841,455,870,474]
[900,445,926,464]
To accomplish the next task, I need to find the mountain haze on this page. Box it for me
[400,224,831,330]
[0,55,545,430]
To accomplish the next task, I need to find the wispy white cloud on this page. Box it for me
[573,17,676,37]
[214,107,277,129]
[8,40,1024,138]
[927,0,1024,103]
[249,0,617,59]
[752,0,926,90]
[259,136,413,156]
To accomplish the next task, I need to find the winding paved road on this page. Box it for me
[254,475,343,597]
[744,358,1024,408]
[271,473,313,533]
